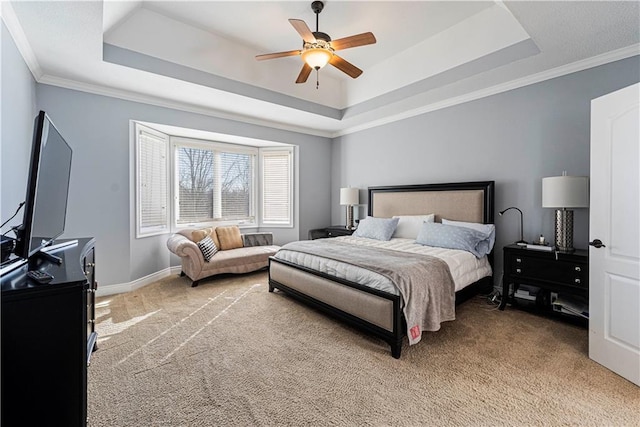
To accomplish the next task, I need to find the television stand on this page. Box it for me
[1,237,96,427]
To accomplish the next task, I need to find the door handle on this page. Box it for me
[589,239,606,248]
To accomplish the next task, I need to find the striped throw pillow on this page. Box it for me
[197,235,218,262]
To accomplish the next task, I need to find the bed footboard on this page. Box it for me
[268,257,405,358]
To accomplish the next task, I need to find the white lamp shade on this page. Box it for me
[340,187,359,205]
[542,176,589,208]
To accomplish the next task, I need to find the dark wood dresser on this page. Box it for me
[1,238,97,426]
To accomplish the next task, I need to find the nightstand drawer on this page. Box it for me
[510,256,588,288]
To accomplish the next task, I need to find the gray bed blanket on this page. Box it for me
[278,239,456,345]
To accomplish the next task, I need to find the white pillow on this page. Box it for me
[391,214,435,239]
[441,219,496,252]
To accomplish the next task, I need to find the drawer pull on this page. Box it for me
[575,279,581,284]
[516,268,522,274]
[516,258,522,263]
[575,266,581,272]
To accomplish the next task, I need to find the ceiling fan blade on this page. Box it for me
[295,63,313,84]
[289,19,317,44]
[329,55,363,79]
[255,50,301,61]
[330,32,377,51]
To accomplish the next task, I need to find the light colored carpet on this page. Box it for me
[89,271,639,426]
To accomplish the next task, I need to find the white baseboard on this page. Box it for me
[96,266,182,297]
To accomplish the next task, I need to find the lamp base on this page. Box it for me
[554,209,574,252]
[345,205,355,230]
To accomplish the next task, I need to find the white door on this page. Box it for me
[589,82,640,386]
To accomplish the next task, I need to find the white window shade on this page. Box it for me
[136,126,169,237]
[262,149,293,226]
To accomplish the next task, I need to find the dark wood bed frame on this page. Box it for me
[268,181,495,359]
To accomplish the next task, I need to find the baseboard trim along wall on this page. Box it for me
[96,266,182,297]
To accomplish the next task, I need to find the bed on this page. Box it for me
[268,181,495,358]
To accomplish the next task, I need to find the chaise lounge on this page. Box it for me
[167,226,280,287]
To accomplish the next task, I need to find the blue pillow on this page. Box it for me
[441,219,496,253]
[415,222,490,258]
[353,216,399,241]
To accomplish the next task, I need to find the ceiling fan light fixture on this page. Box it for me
[301,47,332,70]
[256,1,375,84]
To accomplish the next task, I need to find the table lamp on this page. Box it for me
[340,187,359,230]
[542,172,589,252]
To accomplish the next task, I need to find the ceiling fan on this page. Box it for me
[255,1,376,87]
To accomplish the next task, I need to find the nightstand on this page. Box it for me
[308,226,355,240]
[500,244,589,323]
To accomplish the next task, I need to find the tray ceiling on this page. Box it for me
[4,1,639,137]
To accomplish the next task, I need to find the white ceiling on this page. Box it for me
[4,1,639,137]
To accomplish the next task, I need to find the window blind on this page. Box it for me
[175,145,255,224]
[134,122,295,236]
[137,128,169,236]
[262,149,292,225]
[177,147,214,223]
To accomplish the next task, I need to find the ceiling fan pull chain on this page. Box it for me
[316,69,320,89]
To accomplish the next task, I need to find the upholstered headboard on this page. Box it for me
[368,181,495,224]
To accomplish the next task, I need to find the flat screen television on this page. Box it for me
[14,111,73,261]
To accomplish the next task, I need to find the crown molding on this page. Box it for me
[1,1,43,80]
[37,74,334,139]
[332,44,640,138]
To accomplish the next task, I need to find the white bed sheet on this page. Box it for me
[273,236,493,295]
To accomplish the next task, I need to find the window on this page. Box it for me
[261,148,293,226]
[134,123,294,237]
[173,139,256,226]
[135,124,169,237]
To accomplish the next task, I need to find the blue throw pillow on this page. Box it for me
[415,222,490,258]
[353,216,399,241]
[441,219,496,253]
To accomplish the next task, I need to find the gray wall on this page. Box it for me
[2,21,331,288]
[1,22,37,227]
[4,15,638,291]
[34,85,331,285]
[331,56,640,287]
